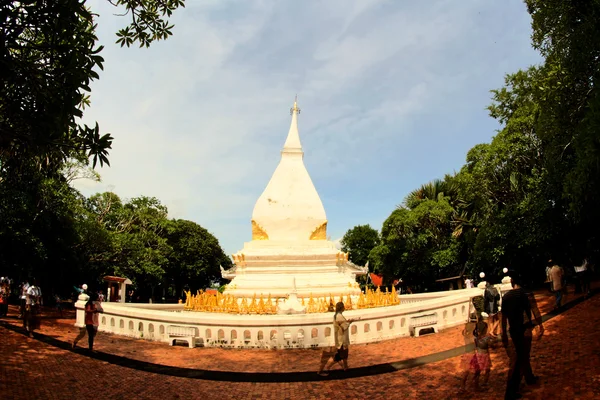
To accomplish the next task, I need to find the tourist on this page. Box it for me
[19,280,29,318]
[549,262,564,309]
[501,274,543,400]
[317,346,337,376]
[459,318,479,392]
[24,280,42,336]
[72,293,100,351]
[484,282,501,336]
[465,277,474,289]
[545,264,553,293]
[575,257,591,298]
[0,277,10,317]
[474,319,499,388]
[98,290,105,302]
[319,302,357,375]
[54,294,63,318]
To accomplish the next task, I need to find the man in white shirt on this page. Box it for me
[24,282,42,335]
[549,264,564,309]
[26,285,41,305]
[19,281,29,318]
[575,258,591,297]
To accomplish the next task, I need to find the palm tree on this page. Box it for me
[399,174,477,238]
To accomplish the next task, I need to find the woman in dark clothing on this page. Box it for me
[484,282,501,336]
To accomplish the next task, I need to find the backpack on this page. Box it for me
[485,286,500,314]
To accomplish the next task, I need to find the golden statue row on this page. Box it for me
[183,287,400,314]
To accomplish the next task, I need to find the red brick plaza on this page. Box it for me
[1,286,599,400]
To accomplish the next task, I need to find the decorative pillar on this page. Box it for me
[74,292,89,328]
[501,267,511,284]
[477,272,487,289]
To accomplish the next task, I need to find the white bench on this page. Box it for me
[167,325,197,348]
[409,313,438,337]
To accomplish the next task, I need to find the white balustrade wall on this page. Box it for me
[75,284,510,349]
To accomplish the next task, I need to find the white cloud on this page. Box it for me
[74,0,541,254]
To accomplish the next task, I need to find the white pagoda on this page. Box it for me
[221,99,366,299]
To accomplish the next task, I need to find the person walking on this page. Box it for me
[24,281,42,336]
[0,277,10,317]
[19,281,29,319]
[72,294,100,350]
[474,319,499,388]
[575,257,591,298]
[319,302,357,375]
[549,262,564,309]
[484,282,501,336]
[459,318,479,392]
[501,274,543,400]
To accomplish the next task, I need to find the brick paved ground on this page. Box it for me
[1,285,599,399]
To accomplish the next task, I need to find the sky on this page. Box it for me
[75,0,543,255]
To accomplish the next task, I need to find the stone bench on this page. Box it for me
[409,313,438,337]
[167,325,197,348]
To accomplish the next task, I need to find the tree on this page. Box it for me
[403,175,457,209]
[371,1,600,289]
[86,194,171,292]
[164,219,232,297]
[111,0,186,48]
[525,0,600,257]
[371,200,460,291]
[340,225,380,267]
[2,0,109,174]
[76,193,232,301]
[0,0,185,177]
[438,67,558,283]
[0,165,88,293]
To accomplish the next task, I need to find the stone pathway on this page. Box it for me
[1,286,599,399]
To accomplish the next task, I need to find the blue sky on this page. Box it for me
[76,0,542,255]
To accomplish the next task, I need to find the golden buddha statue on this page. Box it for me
[248,294,257,314]
[183,290,190,309]
[266,294,274,314]
[257,294,266,314]
[307,293,315,313]
[345,294,353,310]
[318,299,327,313]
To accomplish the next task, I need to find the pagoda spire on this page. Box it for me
[290,94,300,115]
[283,96,303,153]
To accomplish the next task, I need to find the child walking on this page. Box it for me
[474,320,498,388]
[72,294,99,350]
[459,319,479,392]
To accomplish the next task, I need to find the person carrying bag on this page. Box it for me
[318,302,358,376]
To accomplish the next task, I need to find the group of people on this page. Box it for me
[315,273,548,398]
[17,280,44,336]
[460,282,503,392]
[0,278,101,350]
[460,273,544,399]
[0,278,46,335]
[547,257,592,310]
